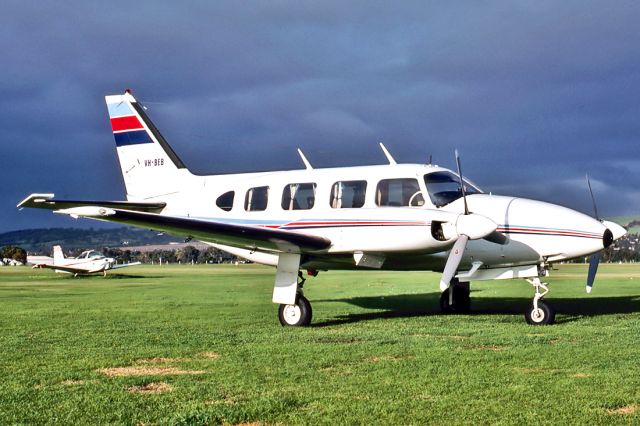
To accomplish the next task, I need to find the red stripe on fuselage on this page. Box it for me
[497,227,601,239]
[110,115,144,132]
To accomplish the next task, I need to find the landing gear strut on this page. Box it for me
[439,279,471,313]
[524,277,555,325]
[278,271,313,326]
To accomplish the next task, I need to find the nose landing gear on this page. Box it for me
[525,277,556,325]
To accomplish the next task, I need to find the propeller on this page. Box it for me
[585,174,601,294]
[584,175,626,292]
[439,150,501,291]
[440,235,469,291]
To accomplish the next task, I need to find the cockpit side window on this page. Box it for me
[375,178,424,207]
[330,180,367,208]
[424,171,482,207]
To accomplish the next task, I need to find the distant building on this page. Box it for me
[1,258,24,266]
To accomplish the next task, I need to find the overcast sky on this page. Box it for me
[2,1,639,233]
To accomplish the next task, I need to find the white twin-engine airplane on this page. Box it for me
[19,90,626,326]
[32,245,140,276]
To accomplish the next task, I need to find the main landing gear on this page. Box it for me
[524,277,556,325]
[439,279,471,313]
[278,271,313,327]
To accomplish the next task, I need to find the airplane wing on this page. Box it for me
[110,262,142,269]
[18,194,332,254]
[32,264,101,274]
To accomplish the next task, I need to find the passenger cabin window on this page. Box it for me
[245,186,269,211]
[282,183,316,210]
[424,171,482,207]
[216,191,235,212]
[375,178,424,207]
[330,180,367,208]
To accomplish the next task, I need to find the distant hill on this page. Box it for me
[612,216,640,234]
[0,227,180,254]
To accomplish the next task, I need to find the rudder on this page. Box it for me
[105,90,190,200]
[52,245,64,264]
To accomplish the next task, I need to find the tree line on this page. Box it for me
[102,246,238,265]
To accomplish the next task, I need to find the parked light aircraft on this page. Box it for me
[32,245,140,276]
[19,90,626,325]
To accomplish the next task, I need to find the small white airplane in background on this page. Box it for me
[19,90,626,325]
[32,245,140,277]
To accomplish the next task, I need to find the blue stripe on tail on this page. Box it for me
[114,130,153,146]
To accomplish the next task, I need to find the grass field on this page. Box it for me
[1,264,639,425]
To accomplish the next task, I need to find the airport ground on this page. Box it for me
[0,264,639,424]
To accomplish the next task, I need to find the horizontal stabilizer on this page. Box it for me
[17,194,166,213]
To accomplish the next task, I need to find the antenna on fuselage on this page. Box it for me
[379,143,397,165]
[297,148,313,170]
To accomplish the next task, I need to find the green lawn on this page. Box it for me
[0,264,639,425]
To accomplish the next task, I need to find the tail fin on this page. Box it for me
[105,90,191,200]
[52,245,64,264]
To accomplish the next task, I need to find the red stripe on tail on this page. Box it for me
[110,115,144,132]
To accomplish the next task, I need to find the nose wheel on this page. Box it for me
[525,300,555,325]
[525,277,556,325]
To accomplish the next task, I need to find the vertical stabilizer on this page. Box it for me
[52,245,64,264]
[105,90,191,200]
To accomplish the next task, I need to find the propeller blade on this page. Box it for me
[454,149,469,215]
[586,174,600,220]
[586,251,601,293]
[440,235,469,291]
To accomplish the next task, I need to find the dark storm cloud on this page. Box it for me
[2,1,640,232]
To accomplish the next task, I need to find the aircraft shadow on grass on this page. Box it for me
[60,273,161,280]
[313,291,640,327]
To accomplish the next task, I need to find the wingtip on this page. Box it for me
[17,193,55,209]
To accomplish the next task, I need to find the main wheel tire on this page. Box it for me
[439,286,471,314]
[525,300,556,325]
[278,295,312,326]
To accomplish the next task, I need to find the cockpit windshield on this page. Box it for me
[424,171,483,207]
[76,251,103,259]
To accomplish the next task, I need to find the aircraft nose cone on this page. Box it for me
[505,198,608,260]
[602,220,627,242]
